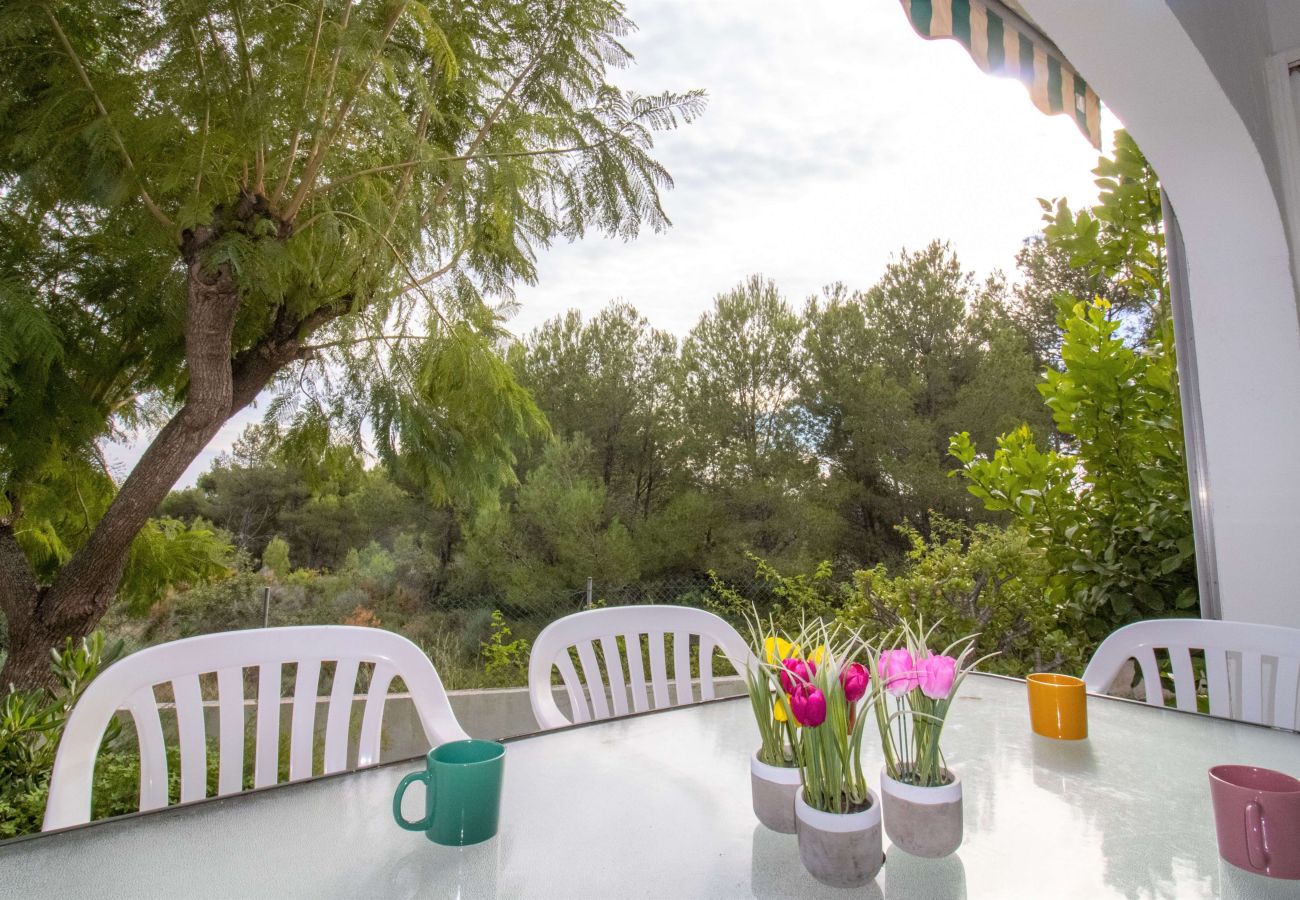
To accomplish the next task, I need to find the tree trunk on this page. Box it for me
[0,197,348,691]
[1,254,242,688]
[1,614,69,691]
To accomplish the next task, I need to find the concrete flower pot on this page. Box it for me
[794,788,884,888]
[751,751,801,834]
[880,766,963,858]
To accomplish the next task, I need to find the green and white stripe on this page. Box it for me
[899,0,1102,149]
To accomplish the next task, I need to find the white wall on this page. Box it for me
[1022,0,1300,628]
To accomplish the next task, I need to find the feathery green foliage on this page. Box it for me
[0,0,702,680]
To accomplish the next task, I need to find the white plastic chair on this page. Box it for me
[44,626,468,830]
[1082,618,1300,729]
[528,605,753,730]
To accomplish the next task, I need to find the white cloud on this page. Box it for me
[506,0,1118,337]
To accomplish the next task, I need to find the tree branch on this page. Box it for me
[301,332,428,353]
[317,134,615,197]
[272,0,327,207]
[44,5,174,231]
[185,24,213,195]
[229,0,267,193]
[42,255,242,631]
[422,13,564,224]
[284,2,408,221]
[230,298,354,413]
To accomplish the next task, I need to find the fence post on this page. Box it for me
[262,586,271,628]
[586,577,593,609]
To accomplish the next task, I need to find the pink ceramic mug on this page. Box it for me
[1208,765,1300,880]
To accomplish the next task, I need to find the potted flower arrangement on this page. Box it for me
[783,623,882,888]
[870,620,990,858]
[741,614,805,833]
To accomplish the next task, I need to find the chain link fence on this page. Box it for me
[138,567,781,693]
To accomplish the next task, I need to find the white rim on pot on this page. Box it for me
[751,751,802,785]
[794,788,881,832]
[879,765,962,804]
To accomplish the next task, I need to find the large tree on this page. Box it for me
[515,302,681,520]
[680,275,806,485]
[0,0,702,686]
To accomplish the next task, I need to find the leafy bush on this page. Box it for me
[0,632,124,837]
[261,536,291,578]
[708,552,836,632]
[710,520,1084,677]
[950,301,1195,642]
[480,611,530,687]
[838,520,1084,676]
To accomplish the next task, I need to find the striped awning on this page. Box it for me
[898,0,1102,148]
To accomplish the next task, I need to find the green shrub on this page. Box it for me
[950,301,1195,642]
[0,632,124,837]
[709,519,1084,678]
[261,536,292,578]
[480,611,530,687]
[838,520,1084,676]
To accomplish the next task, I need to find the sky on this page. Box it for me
[106,0,1119,488]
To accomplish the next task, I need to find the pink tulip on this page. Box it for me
[879,648,919,696]
[788,683,827,727]
[839,662,870,703]
[779,657,817,695]
[919,654,958,699]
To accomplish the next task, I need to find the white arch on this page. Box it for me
[1020,0,1300,627]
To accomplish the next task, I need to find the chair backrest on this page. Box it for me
[528,605,754,730]
[44,626,468,831]
[1082,618,1300,729]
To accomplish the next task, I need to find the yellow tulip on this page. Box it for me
[764,636,793,664]
[809,645,827,666]
[773,697,789,723]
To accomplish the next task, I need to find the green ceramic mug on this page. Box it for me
[392,739,505,846]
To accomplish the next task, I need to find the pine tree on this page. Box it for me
[0,0,703,686]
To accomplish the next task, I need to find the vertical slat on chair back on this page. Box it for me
[553,652,589,724]
[1274,658,1300,731]
[172,674,207,803]
[215,667,244,796]
[356,662,394,767]
[575,641,610,719]
[1204,649,1231,718]
[1167,646,1197,712]
[289,660,321,781]
[126,686,168,812]
[254,663,281,788]
[599,636,629,717]
[323,659,361,774]
[1132,646,1163,707]
[698,638,718,701]
[1240,652,1264,724]
[625,633,650,713]
[647,631,671,708]
[673,632,693,706]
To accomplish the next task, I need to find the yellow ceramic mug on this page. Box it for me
[1027,673,1088,740]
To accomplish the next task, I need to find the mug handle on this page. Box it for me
[1244,800,1269,871]
[393,771,435,832]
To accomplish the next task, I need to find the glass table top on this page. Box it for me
[1,673,1297,899]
